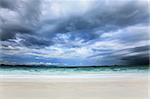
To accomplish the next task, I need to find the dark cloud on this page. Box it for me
[130,45,149,52]
[51,0,149,33]
[0,0,18,10]
[89,45,149,65]
[0,0,149,65]
[121,54,149,65]
[19,34,52,48]
[0,0,41,40]
[1,0,149,41]
[0,23,33,40]
[121,45,149,65]
[33,0,149,47]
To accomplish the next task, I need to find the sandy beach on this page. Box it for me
[0,73,149,99]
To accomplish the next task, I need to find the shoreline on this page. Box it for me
[0,72,149,78]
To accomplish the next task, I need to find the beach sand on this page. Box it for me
[0,74,149,99]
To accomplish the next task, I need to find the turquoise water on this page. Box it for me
[0,65,149,75]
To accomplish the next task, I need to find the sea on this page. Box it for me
[0,65,149,76]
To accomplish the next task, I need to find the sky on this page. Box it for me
[0,0,149,66]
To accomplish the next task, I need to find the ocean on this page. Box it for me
[0,65,149,75]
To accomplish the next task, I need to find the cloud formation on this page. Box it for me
[0,0,149,65]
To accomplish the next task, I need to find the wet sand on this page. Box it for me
[0,74,149,99]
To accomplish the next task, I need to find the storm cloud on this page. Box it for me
[0,0,149,65]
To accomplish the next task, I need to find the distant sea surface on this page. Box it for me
[0,65,149,75]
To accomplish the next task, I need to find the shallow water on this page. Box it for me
[0,65,149,75]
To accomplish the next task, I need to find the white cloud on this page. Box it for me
[41,0,95,19]
[0,0,149,65]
